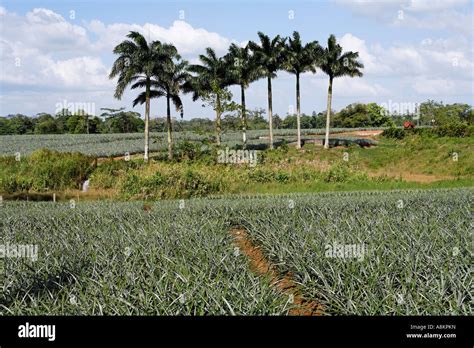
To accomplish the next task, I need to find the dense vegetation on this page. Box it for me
[0,149,94,193]
[1,189,470,315]
[1,132,472,198]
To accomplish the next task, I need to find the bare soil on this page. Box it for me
[230,227,325,316]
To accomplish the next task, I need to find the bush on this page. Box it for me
[323,163,351,183]
[247,169,274,183]
[274,171,290,183]
[434,122,471,137]
[169,169,221,198]
[0,149,94,193]
[89,159,143,189]
[382,127,405,139]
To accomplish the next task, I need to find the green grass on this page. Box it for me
[1,134,472,199]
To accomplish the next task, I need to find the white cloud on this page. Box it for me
[394,10,474,37]
[338,33,389,75]
[310,75,389,98]
[335,0,473,37]
[335,0,469,14]
[401,0,469,12]
[0,5,472,116]
[87,20,233,55]
[326,32,473,98]
[41,57,112,89]
[0,7,234,94]
[412,78,456,95]
[1,8,90,54]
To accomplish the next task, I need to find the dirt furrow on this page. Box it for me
[230,227,325,316]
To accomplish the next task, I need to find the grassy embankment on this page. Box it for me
[0,135,472,200]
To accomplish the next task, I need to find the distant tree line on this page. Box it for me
[1,100,471,136]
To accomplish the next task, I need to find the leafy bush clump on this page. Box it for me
[322,163,351,183]
[119,168,222,199]
[89,159,144,189]
[247,168,275,183]
[383,123,472,139]
[0,149,94,193]
[434,122,472,137]
[382,127,405,139]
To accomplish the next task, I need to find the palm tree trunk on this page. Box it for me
[144,78,150,160]
[241,84,247,148]
[267,76,273,149]
[324,76,333,150]
[216,94,222,145]
[166,94,173,160]
[296,73,301,149]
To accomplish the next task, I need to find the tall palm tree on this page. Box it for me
[284,31,322,149]
[224,43,260,148]
[319,34,364,149]
[110,31,176,160]
[186,48,230,145]
[134,58,190,159]
[249,32,286,149]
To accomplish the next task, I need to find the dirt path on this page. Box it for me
[230,227,325,316]
[368,171,457,183]
[330,130,383,140]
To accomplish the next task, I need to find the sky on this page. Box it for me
[0,0,473,119]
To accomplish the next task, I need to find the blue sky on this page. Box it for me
[0,0,472,119]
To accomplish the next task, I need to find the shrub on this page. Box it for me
[323,163,351,183]
[382,127,405,139]
[247,169,274,183]
[0,149,94,193]
[173,169,221,197]
[434,122,471,137]
[89,159,143,189]
[274,171,290,183]
[119,173,142,196]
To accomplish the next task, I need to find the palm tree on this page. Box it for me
[319,34,364,149]
[284,31,322,149]
[186,48,230,145]
[110,31,176,160]
[224,43,260,147]
[133,58,190,159]
[249,32,286,149]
